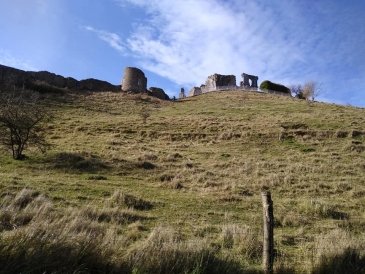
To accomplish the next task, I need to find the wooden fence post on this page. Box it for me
[261,191,274,273]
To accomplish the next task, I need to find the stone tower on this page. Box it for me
[179,88,185,99]
[121,67,147,93]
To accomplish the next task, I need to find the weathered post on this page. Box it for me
[261,191,274,273]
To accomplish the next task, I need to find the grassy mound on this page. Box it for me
[0,91,364,272]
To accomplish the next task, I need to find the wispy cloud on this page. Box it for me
[83,26,125,53]
[97,0,365,106]
[112,0,312,86]
[0,49,37,71]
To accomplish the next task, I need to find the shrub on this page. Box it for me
[302,81,320,101]
[0,91,51,160]
[260,80,290,94]
[290,81,320,100]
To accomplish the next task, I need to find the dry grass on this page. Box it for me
[0,91,364,272]
[107,189,153,210]
[0,189,249,274]
[126,226,244,274]
[312,229,365,273]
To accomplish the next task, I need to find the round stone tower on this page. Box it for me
[121,67,147,93]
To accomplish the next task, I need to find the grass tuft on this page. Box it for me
[108,190,153,210]
[313,229,365,274]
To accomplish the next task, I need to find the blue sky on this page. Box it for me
[0,0,364,106]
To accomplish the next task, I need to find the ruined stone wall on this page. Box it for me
[179,88,185,99]
[241,73,258,88]
[189,87,202,96]
[121,67,147,93]
[203,74,236,92]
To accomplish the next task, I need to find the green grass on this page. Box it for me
[0,91,365,273]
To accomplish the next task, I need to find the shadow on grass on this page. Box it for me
[0,234,130,274]
[49,152,110,173]
[0,241,258,274]
[313,248,365,274]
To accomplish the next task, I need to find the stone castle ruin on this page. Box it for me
[179,88,186,99]
[202,74,236,92]
[241,73,258,88]
[188,72,258,97]
[189,87,203,97]
[121,67,147,93]
[0,63,288,100]
[120,67,169,100]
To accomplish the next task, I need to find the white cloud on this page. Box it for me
[115,0,308,87]
[84,26,125,53]
[0,49,37,71]
[111,0,365,107]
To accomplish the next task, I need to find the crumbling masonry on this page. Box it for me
[188,72,259,97]
[121,67,147,93]
[202,74,236,92]
[179,88,186,99]
[240,73,258,88]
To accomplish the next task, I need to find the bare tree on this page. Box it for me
[289,84,303,98]
[290,81,321,101]
[0,91,51,160]
[302,81,320,101]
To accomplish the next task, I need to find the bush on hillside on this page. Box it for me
[290,81,320,100]
[260,80,290,94]
[0,91,51,160]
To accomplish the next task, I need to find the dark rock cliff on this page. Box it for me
[0,64,120,92]
[148,87,170,100]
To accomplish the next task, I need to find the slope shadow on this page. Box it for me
[49,152,110,173]
[312,248,365,274]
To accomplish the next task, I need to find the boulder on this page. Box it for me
[148,87,170,100]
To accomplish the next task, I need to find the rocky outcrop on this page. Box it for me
[0,64,119,92]
[78,78,119,91]
[0,65,26,90]
[148,87,170,100]
[0,64,169,100]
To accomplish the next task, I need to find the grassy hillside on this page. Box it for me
[0,91,364,273]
